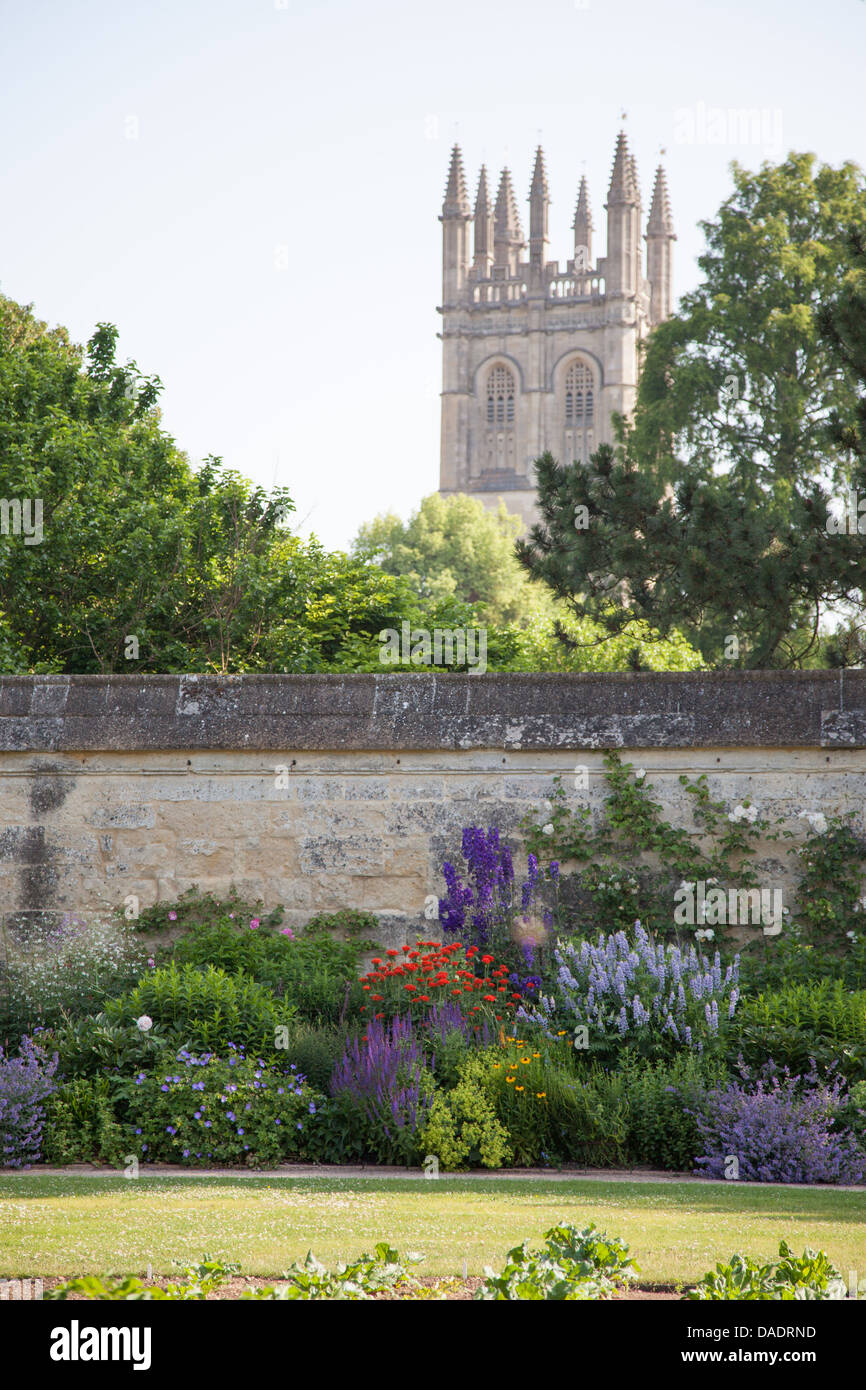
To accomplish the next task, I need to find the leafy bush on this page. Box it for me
[125,1045,316,1167]
[123,887,283,935]
[301,909,380,939]
[0,1035,58,1167]
[420,1053,513,1170]
[41,1076,127,1165]
[686,1242,848,1300]
[460,1039,628,1168]
[0,915,149,1041]
[329,1016,435,1165]
[278,1024,345,1093]
[729,981,866,1082]
[523,925,740,1061]
[173,924,370,1024]
[104,963,295,1053]
[618,1052,730,1170]
[739,929,866,995]
[475,1223,639,1300]
[46,1011,172,1088]
[690,1064,866,1184]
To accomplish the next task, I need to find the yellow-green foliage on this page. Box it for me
[420,1056,513,1170]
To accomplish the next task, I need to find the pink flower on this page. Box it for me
[280,927,294,938]
[168,911,177,921]
[249,918,260,930]
[147,958,155,968]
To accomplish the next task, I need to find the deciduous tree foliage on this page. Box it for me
[516,154,866,668]
[0,299,458,673]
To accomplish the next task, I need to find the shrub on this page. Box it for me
[0,1035,58,1167]
[278,1024,346,1093]
[126,1045,316,1167]
[301,909,380,939]
[0,915,149,1041]
[104,963,295,1053]
[467,1039,628,1168]
[729,980,866,1082]
[329,1016,435,1165]
[123,887,282,935]
[686,1242,848,1300]
[475,1223,639,1300]
[46,1011,172,1088]
[420,1053,513,1170]
[618,1052,730,1171]
[690,1064,866,1184]
[41,1077,127,1165]
[173,925,370,1024]
[523,926,740,1062]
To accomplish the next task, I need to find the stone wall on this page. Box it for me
[1,672,865,942]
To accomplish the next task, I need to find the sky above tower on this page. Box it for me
[0,0,863,549]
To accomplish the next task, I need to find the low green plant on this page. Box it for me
[420,1055,513,1170]
[125,1047,318,1167]
[122,887,282,935]
[104,962,295,1053]
[41,1076,127,1165]
[729,980,866,1082]
[301,909,380,938]
[46,1257,239,1300]
[172,926,371,1024]
[242,1243,418,1299]
[685,1241,848,1300]
[618,1052,730,1170]
[475,1222,639,1300]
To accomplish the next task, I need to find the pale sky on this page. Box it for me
[1,0,864,549]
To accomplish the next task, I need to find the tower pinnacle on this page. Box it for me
[442,144,471,218]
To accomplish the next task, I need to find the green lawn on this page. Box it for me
[2,1175,865,1284]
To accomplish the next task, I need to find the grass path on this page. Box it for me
[2,1175,865,1282]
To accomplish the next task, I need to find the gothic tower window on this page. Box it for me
[481,363,517,476]
[563,357,595,464]
[487,365,515,425]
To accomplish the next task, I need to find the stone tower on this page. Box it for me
[438,132,675,530]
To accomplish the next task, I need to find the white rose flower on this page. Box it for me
[542,823,555,835]
[136,1015,153,1032]
[635,769,646,780]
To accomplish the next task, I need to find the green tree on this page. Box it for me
[352,491,549,627]
[516,153,866,668]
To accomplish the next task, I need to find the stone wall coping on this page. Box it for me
[0,671,864,751]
